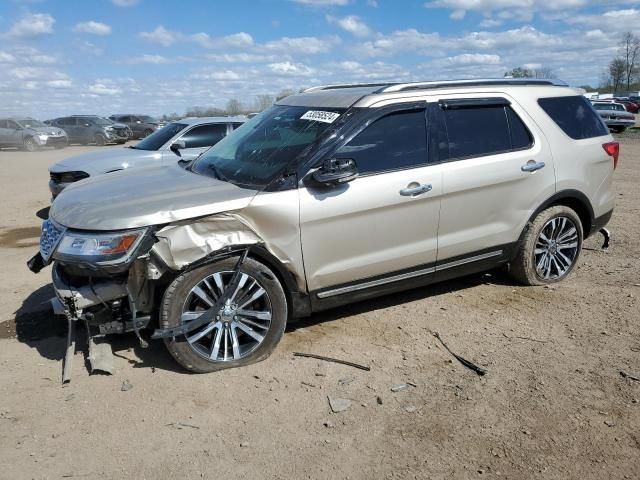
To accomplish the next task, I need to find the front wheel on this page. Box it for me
[510,205,583,286]
[161,256,288,373]
[94,134,106,146]
[23,137,39,152]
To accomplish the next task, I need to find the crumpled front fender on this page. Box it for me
[151,213,262,270]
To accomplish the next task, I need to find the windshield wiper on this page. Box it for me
[207,164,228,182]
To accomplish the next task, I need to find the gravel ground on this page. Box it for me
[0,134,639,479]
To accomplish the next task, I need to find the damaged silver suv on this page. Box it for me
[29,79,617,373]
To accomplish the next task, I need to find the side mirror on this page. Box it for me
[307,158,358,187]
[170,139,186,157]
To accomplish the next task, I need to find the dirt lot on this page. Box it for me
[0,134,639,480]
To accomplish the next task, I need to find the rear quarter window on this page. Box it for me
[538,96,608,140]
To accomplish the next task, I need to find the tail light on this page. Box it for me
[602,142,620,169]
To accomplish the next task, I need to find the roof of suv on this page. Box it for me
[277,78,574,109]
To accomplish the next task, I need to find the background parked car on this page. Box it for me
[0,117,68,151]
[591,101,636,133]
[48,116,245,198]
[45,115,131,146]
[109,114,164,139]
[612,98,640,113]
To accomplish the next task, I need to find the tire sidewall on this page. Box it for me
[94,134,106,146]
[161,256,288,373]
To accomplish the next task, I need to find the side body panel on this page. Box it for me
[299,164,443,291]
[433,93,557,262]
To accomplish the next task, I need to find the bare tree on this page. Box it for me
[608,57,626,94]
[253,94,275,112]
[619,31,640,91]
[534,67,556,79]
[275,89,297,101]
[225,98,243,116]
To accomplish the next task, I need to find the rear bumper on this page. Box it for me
[589,209,613,237]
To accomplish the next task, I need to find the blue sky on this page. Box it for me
[0,0,638,118]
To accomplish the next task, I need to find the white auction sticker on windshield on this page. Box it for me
[300,110,340,123]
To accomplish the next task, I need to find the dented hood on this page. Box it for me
[50,163,259,230]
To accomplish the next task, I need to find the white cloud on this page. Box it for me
[479,18,503,27]
[446,53,501,65]
[6,13,54,38]
[125,54,173,64]
[268,61,316,76]
[190,31,254,49]
[88,82,121,96]
[139,25,181,46]
[264,35,341,54]
[73,21,112,35]
[326,15,371,37]
[0,51,17,63]
[111,0,139,6]
[191,70,243,81]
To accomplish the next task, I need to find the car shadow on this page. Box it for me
[9,269,513,374]
[286,268,513,333]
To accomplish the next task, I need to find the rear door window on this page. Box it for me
[179,124,228,148]
[334,109,428,175]
[438,102,532,160]
[538,96,608,139]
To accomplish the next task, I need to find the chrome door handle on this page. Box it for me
[400,183,432,196]
[521,161,546,172]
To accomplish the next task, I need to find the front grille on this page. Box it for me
[40,219,65,262]
[50,171,90,184]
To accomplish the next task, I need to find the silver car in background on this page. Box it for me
[591,101,636,133]
[0,117,68,151]
[48,116,245,198]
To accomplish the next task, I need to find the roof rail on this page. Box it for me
[304,82,396,93]
[380,78,568,93]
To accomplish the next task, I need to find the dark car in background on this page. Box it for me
[0,117,68,151]
[109,114,163,139]
[46,115,131,146]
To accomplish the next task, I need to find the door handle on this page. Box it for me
[400,183,432,196]
[521,161,546,172]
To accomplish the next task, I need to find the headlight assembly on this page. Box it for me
[53,228,147,265]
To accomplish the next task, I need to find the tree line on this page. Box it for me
[602,32,640,94]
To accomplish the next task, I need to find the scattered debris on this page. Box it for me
[620,371,640,382]
[502,332,549,344]
[239,442,250,447]
[301,381,317,388]
[599,227,611,250]
[166,422,200,430]
[391,384,412,393]
[432,331,487,376]
[88,338,114,375]
[62,318,76,385]
[604,420,616,427]
[294,352,370,371]
[328,396,352,413]
[376,396,383,405]
[338,377,355,386]
[404,406,417,413]
[121,380,133,392]
[323,420,335,428]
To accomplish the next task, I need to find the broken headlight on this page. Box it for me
[53,228,147,265]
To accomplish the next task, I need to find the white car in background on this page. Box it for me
[48,116,245,198]
[591,101,636,133]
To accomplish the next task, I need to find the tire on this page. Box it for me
[23,137,39,152]
[509,205,583,286]
[612,127,626,133]
[94,134,106,146]
[161,256,288,373]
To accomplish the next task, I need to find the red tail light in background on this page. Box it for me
[602,142,620,169]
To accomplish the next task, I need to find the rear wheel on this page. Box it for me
[23,137,39,152]
[510,205,583,286]
[94,133,106,146]
[161,256,288,373]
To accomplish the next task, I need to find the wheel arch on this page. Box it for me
[527,190,594,239]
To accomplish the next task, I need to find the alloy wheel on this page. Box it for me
[534,216,580,280]
[181,270,272,362]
